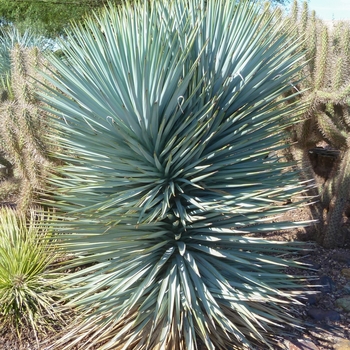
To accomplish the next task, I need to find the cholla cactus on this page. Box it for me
[314,25,329,90]
[322,145,350,247]
[287,0,350,247]
[0,44,53,210]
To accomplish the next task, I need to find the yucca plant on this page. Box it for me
[0,207,64,341]
[40,0,313,349]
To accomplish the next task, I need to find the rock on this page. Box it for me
[302,258,321,270]
[344,281,350,293]
[306,293,317,306]
[307,308,341,322]
[298,293,318,305]
[315,276,336,293]
[335,295,350,312]
[287,339,319,350]
[334,338,350,350]
[333,252,350,264]
[341,268,350,280]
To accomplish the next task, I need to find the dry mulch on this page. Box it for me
[257,204,350,350]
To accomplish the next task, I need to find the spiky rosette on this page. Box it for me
[39,1,312,349]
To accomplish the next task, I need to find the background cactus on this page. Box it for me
[0,42,54,211]
[286,0,350,248]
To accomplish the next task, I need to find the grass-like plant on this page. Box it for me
[40,0,312,349]
[0,207,64,341]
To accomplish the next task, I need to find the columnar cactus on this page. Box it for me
[323,145,350,248]
[315,26,329,90]
[287,0,350,247]
[0,44,52,210]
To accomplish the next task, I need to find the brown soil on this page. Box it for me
[261,208,350,350]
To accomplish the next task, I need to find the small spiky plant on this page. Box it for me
[40,0,312,349]
[0,207,64,340]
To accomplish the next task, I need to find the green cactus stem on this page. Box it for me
[315,26,329,90]
[0,46,52,210]
[316,111,347,149]
[323,147,350,247]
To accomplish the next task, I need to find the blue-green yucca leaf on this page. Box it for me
[39,0,314,349]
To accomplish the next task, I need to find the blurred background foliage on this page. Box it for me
[0,0,118,37]
[0,0,290,37]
